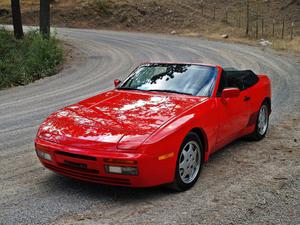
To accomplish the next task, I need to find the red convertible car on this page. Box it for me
[35,62,271,191]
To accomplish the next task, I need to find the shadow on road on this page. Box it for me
[41,172,175,203]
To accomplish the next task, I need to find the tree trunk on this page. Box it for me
[11,0,24,39]
[245,0,249,36]
[40,0,50,38]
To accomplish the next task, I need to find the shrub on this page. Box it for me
[94,0,111,15]
[0,29,63,89]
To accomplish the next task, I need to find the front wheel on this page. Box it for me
[248,102,269,141]
[170,132,203,191]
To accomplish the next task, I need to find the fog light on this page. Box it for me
[105,165,138,175]
[36,149,52,161]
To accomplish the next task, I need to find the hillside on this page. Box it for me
[1,0,300,51]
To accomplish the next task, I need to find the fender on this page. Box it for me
[143,98,219,161]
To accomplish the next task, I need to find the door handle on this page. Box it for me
[244,96,251,101]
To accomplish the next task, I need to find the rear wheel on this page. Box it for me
[170,132,203,191]
[248,102,269,141]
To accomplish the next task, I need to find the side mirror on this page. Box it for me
[114,79,121,88]
[221,88,240,98]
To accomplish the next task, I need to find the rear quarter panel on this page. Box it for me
[250,75,271,112]
[243,74,271,135]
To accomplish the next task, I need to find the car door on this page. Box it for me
[214,71,252,150]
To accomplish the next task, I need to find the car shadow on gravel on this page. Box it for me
[43,172,174,203]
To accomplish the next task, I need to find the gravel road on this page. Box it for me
[0,28,299,225]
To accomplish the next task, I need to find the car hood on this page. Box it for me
[37,90,206,150]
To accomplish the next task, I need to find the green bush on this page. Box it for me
[0,29,63,89]
[94,0,111,15]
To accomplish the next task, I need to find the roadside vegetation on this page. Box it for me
[0,29,63,89]
[0,0,299,53]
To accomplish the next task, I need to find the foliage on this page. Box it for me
[0,29,63,89]
[94,0,111,15]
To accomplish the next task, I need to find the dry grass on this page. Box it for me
[0,0,10,7]
[272,37,300,53]
[0,0,38,7]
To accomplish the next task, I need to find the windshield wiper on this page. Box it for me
[117,87,150,93]
[117,87,138,90]
[147,89,193,96]
[118,87,193,96]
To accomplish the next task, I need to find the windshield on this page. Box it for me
[118,64,217,96]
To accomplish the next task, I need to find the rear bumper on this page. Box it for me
[35,138,175,187]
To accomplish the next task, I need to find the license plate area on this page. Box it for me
[64,160,87,169]
[54,151,99,172]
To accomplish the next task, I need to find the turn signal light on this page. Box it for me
[103,158,137,165]
[158,152,174,160]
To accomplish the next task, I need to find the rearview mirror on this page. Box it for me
[114,79,121,87]
[221,88,240,98]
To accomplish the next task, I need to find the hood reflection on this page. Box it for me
[38,90,204,150]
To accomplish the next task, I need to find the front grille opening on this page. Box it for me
[56,151,97,161]
[58,163,99,174]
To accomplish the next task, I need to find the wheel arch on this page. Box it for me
[263,97,271,115]
[189,127,208,162]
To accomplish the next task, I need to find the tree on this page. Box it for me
[11,0,24,39]
[245,0,250,36]
[40,0,50,38]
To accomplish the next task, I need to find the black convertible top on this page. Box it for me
[223,68,257,78]
[217,68,259,95]
[224,69,258,90]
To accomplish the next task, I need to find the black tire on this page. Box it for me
[169,132,203,191]
[247,101,270,141]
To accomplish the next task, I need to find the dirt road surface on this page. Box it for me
[0,28,299,225]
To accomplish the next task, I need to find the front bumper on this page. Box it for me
[35,138,175,187]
